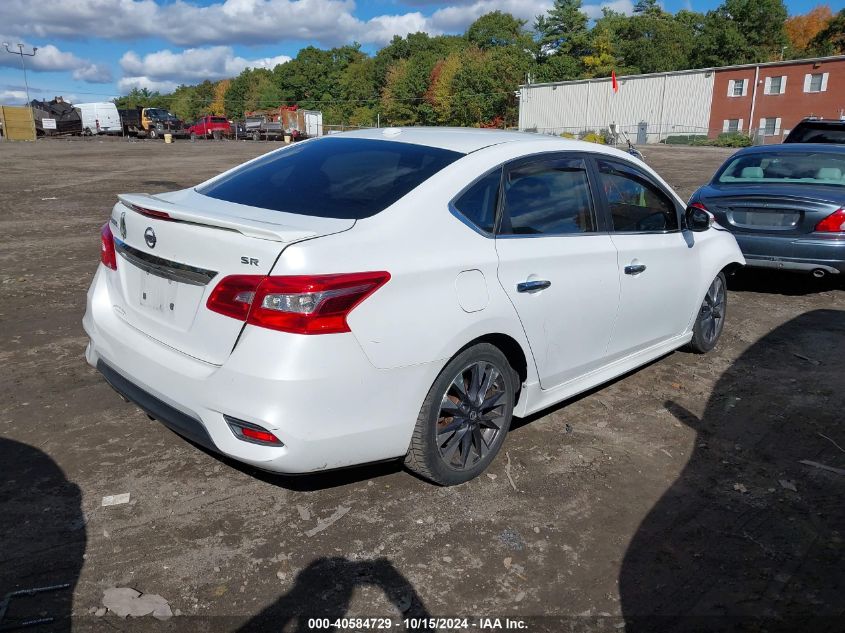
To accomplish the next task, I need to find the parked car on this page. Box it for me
[84,129,743,485]
[75,102,122,135]
[784,118,845,145]
[187,115,231,140]
[689,143,845,278]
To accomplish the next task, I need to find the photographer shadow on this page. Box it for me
[619,309,845,631]
[237,557,434,632]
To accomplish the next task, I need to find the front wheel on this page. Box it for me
[687,272,727,354]
[405,343,516,486]
[148,128,159,140]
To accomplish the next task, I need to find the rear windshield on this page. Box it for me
[716,151,845,186]
[197,137,463,219]
[211,117,228,123]
[786,124,845,144]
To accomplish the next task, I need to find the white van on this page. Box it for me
[74,102,122,135]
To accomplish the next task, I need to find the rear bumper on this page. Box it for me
[83,266,440,473]
[734,233,845,274]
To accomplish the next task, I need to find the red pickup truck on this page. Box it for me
[187,116,231,139]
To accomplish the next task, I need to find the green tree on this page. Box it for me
[466,11,531,50]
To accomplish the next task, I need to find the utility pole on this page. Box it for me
[3,43,38,104]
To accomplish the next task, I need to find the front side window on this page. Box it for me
[198,137,463,219]
[452,169,501,234]
[500,158,596,235]
[597,160,679,232]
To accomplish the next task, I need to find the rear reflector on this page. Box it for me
[207,271,391,335]
[100,222,117,270]
[224,416,283,446]
[815,208,845,233]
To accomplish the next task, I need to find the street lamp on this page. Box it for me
[3,42,38,104]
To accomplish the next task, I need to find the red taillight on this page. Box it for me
[691,201,709,211]
[206,272,391,335]
[100,223,117,270]
[206,275,263,321]
[815,208,845,233]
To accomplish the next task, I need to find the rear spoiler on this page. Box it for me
[117,193,317,242]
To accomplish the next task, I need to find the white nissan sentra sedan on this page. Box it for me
[83,128,743,485]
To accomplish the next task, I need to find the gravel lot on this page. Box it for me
[1,137,843,632]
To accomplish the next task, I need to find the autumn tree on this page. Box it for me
[808,8,845,55]
[785,5,833,55]
[210,80,229,116]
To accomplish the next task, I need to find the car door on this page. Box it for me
[593,157,701,358]
[494,154,620,389]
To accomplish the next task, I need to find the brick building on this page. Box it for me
[519,55,845,144]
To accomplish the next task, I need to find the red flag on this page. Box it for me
[611,70,619,93]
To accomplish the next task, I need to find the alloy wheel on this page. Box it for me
[700,275,726,345]
[436,361,508,470]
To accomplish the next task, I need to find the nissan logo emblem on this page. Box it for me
[144,227,157,249]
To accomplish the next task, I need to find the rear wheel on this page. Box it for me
[687,272,727,354]
[405,343,515,486]
[212,129,222,140]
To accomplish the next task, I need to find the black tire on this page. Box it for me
[687,272,727,354]
[405,343,516,486]
[212,129,222,140]
[251,131,260,141]
[190,132,197,141]
[148,128,159,140]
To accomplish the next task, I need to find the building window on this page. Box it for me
[761,117,781,136]
[724,119,740,133]
[765,75,786,95]
[804,72,829,93]
[731,79,746,97]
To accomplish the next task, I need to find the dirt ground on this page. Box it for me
[1,137,843,632]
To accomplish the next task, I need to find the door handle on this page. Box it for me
[517,280,551,293]
[624,264,647,275]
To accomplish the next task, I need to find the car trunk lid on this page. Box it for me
[106,190,354,365]
[699,186,844,236]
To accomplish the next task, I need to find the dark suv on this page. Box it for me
[785,119,845,144]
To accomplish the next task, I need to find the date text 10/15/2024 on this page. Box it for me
[307,618,529,630]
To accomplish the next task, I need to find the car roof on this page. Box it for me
[731,143,845,156]
[332,126,609,154]
[793,119,845,128]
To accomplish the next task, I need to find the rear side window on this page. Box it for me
[500,158,596,235]
[452,169,501,233]
[597,160,679,232]
[198,137,463,219]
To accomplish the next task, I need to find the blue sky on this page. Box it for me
[0,0,826,105]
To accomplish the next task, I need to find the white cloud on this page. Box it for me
[0,0,559,48]
[0,89,28,103]
[0,38,112,83]
[117,46,292,91]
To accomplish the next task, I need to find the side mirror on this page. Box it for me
[685,205,714,232]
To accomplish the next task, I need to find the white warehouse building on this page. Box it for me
[518,56,845,144]
[517,69,716,144]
